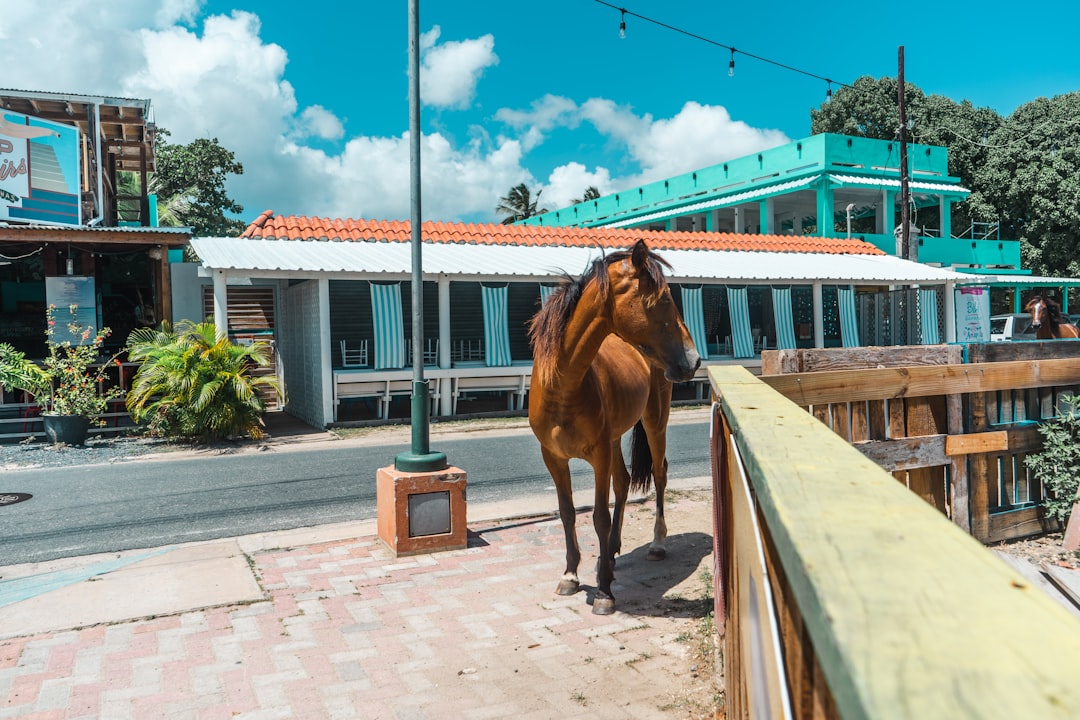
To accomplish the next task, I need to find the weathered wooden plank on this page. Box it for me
[850,400,869,443]
[946,431,1008,456]
[1044,565,1080,613]
[709,365,1080,720]
[887,397,905,440]
[790,345,962,372]
[762,358,1080,406]
[987,506,1045,542]
[947,393,969,530]
[867,399,886,441]
[968,339,1080,363]
[856,435,948,472]
[830,403,850,442]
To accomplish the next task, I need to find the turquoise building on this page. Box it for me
[522,133,1076,312]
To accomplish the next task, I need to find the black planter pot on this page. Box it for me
[42,414,91,446]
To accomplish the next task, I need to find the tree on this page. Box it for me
[496,183,548,224]
[975,92,1080,277]
[573,186,601,204]
[811,76,1004,238]
[151,129,247,236]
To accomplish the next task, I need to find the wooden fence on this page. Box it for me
[709,364,1080,719]
[759,342,1080,544]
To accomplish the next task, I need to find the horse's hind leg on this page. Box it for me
[609,438,631,560]
[541,448,581,596]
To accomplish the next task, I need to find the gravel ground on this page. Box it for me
[0,433,188,471]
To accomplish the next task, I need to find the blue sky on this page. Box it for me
[4,1,1078,227]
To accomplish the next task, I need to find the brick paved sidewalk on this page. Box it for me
[1,489,719,719]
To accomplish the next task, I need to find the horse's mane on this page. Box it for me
[528,243,671,384]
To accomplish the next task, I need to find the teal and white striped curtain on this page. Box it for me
[680,286,709,360]
[727,287,755,358]
[919,288,940,345]
[482,284,513,366]
[370,282,405,369]
[771,287,798,350]
[539,284,557,305]
[837,285,860,348]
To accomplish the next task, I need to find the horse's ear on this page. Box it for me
[630,239,650,269]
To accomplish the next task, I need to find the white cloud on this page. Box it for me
[419,26,498,110]
[580,99,790,186]
[542,163,613,211]
[3,2,789,226]
[297,106,345,142]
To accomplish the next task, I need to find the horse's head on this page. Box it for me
[1025,296,1046,330]
[606,240,701,382]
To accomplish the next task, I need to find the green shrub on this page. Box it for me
[125,321,284,441]
[1026,394,1080,524]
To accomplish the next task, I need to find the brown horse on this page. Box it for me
[527,239,701,615]
[1024,295,1080,339]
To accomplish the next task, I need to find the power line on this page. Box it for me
[592,0,852,93]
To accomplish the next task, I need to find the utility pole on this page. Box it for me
[395,0,446,473]
[898,46,915,262]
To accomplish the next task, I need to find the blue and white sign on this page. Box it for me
[0,109,81,226]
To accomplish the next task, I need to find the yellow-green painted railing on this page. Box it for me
[709,364,1080,720]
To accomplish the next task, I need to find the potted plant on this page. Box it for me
[0,304,124,446]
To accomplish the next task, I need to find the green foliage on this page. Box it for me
[125,321,283,441]
[496,183,548,224]
[811,76,1004,235]
[0,305,123,423]
[974,92,1080,278]
[1026,394,1080,524]
[153,128,247,237]
[811,78,1080,278]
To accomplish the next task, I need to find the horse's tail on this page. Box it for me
[630,420,653,494]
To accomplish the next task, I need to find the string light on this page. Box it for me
[826,80,833,102]
[593,0,851,91]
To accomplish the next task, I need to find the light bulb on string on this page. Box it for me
[619,9,626,39]
[728,48,735,77]
[826,80,832,102]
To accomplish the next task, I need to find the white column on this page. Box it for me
[813,282,824,348]
[319,278,334,427]
[944,281,956,343]
[212,270,228,340]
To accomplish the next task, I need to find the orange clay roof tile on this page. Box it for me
[239,212,885,256]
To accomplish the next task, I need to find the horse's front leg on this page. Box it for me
[609,438,631,560]
[648,455,669,561]
[591,444,616,615]
[541,448,581,596]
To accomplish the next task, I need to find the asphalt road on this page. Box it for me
[0,418,712,566]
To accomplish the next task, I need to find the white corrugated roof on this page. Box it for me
[190,236,990,286]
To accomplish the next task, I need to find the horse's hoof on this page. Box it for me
[592,596,616,615]
[647,546,667,561]
[556,579,580,596]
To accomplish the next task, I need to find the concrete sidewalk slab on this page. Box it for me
[0,541,265,640]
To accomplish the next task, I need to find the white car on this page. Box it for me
[990,312,1074,341]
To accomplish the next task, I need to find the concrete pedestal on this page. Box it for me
[376,465,467,557]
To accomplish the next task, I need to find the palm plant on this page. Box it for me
[573,186,601,204]
[496,183,548,224]
[125,321,283,441]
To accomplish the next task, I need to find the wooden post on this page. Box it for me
[1064,485,1080,552]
